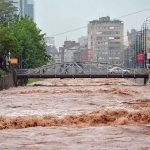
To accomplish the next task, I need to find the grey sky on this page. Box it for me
[35,0,150,48]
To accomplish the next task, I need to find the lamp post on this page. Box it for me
[142,17,150,68]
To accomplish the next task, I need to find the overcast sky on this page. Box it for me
[35,0,150,48]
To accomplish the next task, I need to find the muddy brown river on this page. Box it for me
[0,78,150,149]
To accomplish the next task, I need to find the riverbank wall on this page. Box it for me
[0,71,17,90]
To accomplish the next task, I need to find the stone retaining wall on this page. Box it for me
[0,73,15,90]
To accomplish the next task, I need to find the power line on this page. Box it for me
[52,26,86,37]
[51,8,150,37]
[118,8,150,19]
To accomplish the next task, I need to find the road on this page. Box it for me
[0,78,150,150]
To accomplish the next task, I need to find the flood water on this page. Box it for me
[0,78,150,149]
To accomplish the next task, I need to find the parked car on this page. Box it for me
[108,67,130,74]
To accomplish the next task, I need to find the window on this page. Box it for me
[115,37,120,39]
[109,37,115,40]
[109,26,115,30]
[115,26,120,29]
[116,31,120,34]
[96,32,102,35]
[96,37,102,40]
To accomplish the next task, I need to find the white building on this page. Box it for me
[44,37,55,46]
[78,36,88,48]
[64,46,79,62]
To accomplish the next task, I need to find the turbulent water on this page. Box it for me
[0,78,150,149]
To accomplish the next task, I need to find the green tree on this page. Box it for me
[12,17,51,68]
[0,26,22,67]
[0,0,17,25]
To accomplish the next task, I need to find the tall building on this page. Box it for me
[88,16,124,65]
[20,0,34,20]
[126,29,150,68]
[127,29,137,47]
[6,0,34,20]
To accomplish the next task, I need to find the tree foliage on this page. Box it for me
[0,0,17,25]
[0,1,51,69]
[0,26,22,59]
[11,17,51,68]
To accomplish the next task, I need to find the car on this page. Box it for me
[108,67,130,74]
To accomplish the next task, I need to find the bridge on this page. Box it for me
[16,62,149,85]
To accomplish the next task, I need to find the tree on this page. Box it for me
[11,17,51,68]
[0,0,17,25]
[0,26,22,68]
[0,1,51,69]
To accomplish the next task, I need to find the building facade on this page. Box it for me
[64,46,79,63]
[7,0,34,20]
[74,49,92,62]
[124,29,138,68]
[88,16,124,65]
[59,41,80,63]
[78,36,88,48]
[44,37,55,46]
[125,29,150,68]
[20,0,34,20]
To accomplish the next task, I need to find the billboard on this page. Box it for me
[137,53,144,63]
[9,58,18,64]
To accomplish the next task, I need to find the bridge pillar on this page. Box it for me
[17,78,28,86]
[144,77,148,85]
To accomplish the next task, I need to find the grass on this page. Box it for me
[28,78,45,84]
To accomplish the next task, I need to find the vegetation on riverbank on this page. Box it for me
[0,69,5,78]
[28,78,45,84]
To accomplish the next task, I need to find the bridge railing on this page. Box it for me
[16,62,150,76]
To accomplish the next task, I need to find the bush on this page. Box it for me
[0,69,5,78]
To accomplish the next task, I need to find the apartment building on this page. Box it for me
[88,16,124,65]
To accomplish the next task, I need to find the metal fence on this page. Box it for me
[16,62,149,76]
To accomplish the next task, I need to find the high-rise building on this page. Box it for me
[127,29,137,47]
[124,29,138,68]
[88,16,124,65]
[6,0,34,20]
[20,0,34,20]
[126,29,150,68]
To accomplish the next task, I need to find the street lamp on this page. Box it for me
[8,51,11,61]
[140,17,150,68]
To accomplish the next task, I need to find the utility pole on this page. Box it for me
[144,22,147,68]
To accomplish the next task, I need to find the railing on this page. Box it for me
[16,62,149,76]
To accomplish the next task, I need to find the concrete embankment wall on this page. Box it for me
[0,72,17,91]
